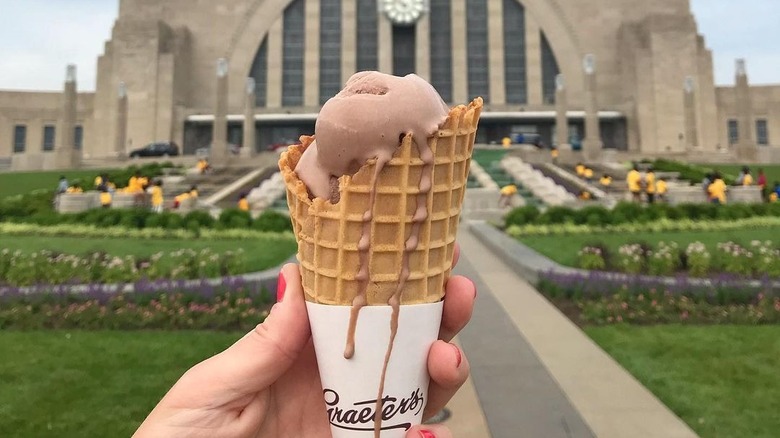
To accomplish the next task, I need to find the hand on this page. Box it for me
[134,249,476,438]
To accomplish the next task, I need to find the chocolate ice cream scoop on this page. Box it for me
[295,71,449,201]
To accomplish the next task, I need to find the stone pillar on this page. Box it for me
[486,0,505,105]
[450,0,468,104]
[211,58,230,166]
[54,64,81,169]
[115,82,128,158]
[415,9,430,81]
[734,59,757,161]
[378,13,392,73]
[525,14,542,106]
[242,77,256,158]
[555,75,569,146]
[683,76,698,151]
[555,74,573,164]
[582,54,602,162]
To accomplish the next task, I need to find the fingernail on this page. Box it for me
[450,343,462,368]
[276,271,286,302]
[470,279,477,299]
[418,430,436,438]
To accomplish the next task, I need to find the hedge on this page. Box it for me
[504,201,780,228]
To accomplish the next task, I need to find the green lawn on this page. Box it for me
[0,169,114,199]
[0,331,241,437]
[0,234,296,273]
[519,227,779,267]
[586,325,780,438]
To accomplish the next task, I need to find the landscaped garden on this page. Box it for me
[0,162,302,436]
[503,201,780,437]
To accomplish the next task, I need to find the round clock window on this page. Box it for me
[382,0,425,25]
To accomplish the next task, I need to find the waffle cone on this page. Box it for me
[279,97,483,305]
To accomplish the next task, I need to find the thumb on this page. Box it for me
[189,263,311,396]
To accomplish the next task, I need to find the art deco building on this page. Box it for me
[0,0,777,167]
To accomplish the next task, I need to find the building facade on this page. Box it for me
[1,0,778,165]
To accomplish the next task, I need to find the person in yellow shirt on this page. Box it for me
[149,180,164,213]
[739,166,753,186]
[645,168,656,204]
[551,147,559,164]
[173,191,190,209]
[626,164,642,203]
[94,173,106,189]
[197,158,212,174]
[499,184,518,207]
[656,177,668,203]
[189,185,199,198]
[99,185,112,208]
[599,174,613,189]
[707,172,727,204]
[238,193,250,211]
[501,137,512,148]
[127,171,143,193]
[578,190,592,200]
[575,163,586,177]
[584,167,594,182]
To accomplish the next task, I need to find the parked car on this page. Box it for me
[129,142,180,158]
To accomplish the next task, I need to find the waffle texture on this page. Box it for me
[280,97,483,305]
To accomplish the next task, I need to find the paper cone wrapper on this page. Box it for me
[307,301,444,438]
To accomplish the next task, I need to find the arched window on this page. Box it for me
[503,0,527,104]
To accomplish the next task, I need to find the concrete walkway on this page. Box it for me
[451,224,700,438]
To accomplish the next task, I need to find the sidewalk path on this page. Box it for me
[455,225,699,438]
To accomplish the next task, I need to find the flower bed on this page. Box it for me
[0,278,272,330]
[0,248,246,287]
[576,240,780,278]
[537,270,780,325]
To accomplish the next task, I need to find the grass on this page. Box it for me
[518,227,779,267]
[0,234,297,273]
[586,325,780,438]
[0,169,114,199]
[0,331,242,437]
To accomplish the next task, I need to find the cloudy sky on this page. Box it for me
[0,0,777,91]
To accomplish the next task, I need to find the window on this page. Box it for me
[503,0,526,104]
[756,119,768,145]
[541,32,560,105]
[74,125,83,150]
[727,120,738,145]
[282,0,305,106]
[13,125,26,153]
[356,0,378,71]
[249,38,268,107]
[392,25,416,76]
[319,0,342,104]
[429,0,452,102]
[42,125,56,151]
[466,0,490,102]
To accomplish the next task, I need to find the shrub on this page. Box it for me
[505,206,540,227]
[685,242,711,277]
[616,243,645,274]
[611,202,643,223]
[184,210,216,228]
[574,206,611,226]
[219,208,252,228]
[578,246,606,270]
[253,210,293,232]
[647,242,680,276]
[538,206,575,224]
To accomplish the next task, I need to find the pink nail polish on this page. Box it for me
[419,430,436,438]
[277,271,286,302]
[450,343,462,368]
